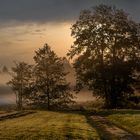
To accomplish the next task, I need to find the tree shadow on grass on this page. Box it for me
[83,109,140,117]
[51,109,140,140]
[88,115,140,140]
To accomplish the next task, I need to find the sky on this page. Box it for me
[0,0,140,104]
[0,0,140,67]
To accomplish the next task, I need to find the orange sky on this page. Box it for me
[0,22,74,66]
[0,0,140,67]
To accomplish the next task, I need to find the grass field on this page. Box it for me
[90,109,140,137]
[0,109,139,140]
[108,113,140,136]
[0,111,100,140]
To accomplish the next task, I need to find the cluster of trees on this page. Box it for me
[67,5,140,108]
[8,5,140,110]
[8,44,74,110]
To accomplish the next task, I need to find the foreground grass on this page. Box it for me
[108,113,140,136]
[84,109,140,137]
[0,111,99,140]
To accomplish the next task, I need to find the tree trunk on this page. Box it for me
[100,44,110,108]
[47,93,50,110]
[18,91,23,110]
[109,40,117,109]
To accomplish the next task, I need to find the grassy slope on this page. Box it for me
[91,109,140,136]
[108,113,140,136]
[0,111,99,140]
[84,109,140,137]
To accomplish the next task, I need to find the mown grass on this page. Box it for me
[108,113,140,136]
[83,109,140,137]
[0,111,100,140]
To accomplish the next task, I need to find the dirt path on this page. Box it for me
[88,115,139,140]
[0,111,35,121]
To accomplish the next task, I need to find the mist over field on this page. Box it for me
[0,62,95,105]
[0,74,15,105]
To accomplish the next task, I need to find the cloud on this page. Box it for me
[0,0,140,25]
[0,0,94,23]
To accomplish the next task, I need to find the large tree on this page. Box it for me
[33,44,74,110]
[68,5,140,108]
[7,62,33,110]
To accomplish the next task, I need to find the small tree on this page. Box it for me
[33,44,74,110]
[7,62,33,110]
[2,65,8,73]
[68,5,140,108]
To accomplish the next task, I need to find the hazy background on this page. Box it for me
[0,0,140,105]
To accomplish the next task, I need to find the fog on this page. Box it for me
[0,73,95,105]
[0,74,15,105]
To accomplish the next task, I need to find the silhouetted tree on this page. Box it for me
[7,62,33,110]
[68,5,140,108]
[2,65,8,73]
[33,44,74,110]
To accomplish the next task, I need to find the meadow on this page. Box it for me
[0,111,99,140]
[108,111,140,136]
[0,109,140,139]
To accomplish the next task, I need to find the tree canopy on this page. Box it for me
[68,5,140,108]
[8,44,74,110]
[7,62,33,110]
[32,44,74,109]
